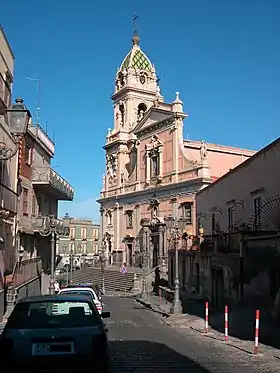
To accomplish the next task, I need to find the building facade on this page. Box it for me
[179,137,280,309]
[97,32,256,268]
[57,218,100,267]
[0,27,20,319]
[17,121,74,272]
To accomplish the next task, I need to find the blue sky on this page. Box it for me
[2,0,280,223]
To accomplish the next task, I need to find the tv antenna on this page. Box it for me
[26,76,41,124]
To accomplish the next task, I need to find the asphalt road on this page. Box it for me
[104,296,279,373]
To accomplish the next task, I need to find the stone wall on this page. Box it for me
[5,276,41,318]
[16,276,41,301]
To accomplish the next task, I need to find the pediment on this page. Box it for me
[134,108,173,134]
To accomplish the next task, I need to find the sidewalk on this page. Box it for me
[137,291,280,359]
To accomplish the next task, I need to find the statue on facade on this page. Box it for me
[137,109,144,122]
[120,168,128,184]
[200,140,208,162]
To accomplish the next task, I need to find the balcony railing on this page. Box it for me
[0,183,17,215]
[28,124,55,157]
[32,166,74,201]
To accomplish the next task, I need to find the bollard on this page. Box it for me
[253,310,260,354]
[205,301,209,333]
[224,305,229,342]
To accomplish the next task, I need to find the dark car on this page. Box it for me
[0,294,110,371]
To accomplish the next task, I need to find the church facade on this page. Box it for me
[97,32,255,268]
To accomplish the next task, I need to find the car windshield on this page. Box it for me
[61,290,96,300]
[6,300,100,329]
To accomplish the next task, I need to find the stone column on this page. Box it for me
[115,203,120,251]
[158,226,164,263]
[158,147,163,179]
[146,152,150,184]
[122,242,127,265]
[99,207,104,242]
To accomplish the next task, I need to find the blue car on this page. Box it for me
[0,294,110,371]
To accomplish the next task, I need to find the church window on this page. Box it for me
[140,74,146,84]
[151,153,160,178]
[118,73,125,88]
[119,103,125,126]
[181,203,192,224]
[126,211,133,229]
[107,210,112,226]
[145,135,163,184]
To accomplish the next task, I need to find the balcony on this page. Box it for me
[32,166,74,201]
[28,124,55,157]
[0,183,17,217]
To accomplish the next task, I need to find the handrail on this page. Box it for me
[10,257,42,287]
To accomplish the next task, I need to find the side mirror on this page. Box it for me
[101,311,110,319]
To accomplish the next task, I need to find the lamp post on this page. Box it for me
[140,218,151,301]
[34,213,70,294]
[69,243,75,284]
[165,216,187,315]
[99,237,107,295]
[2,98,31,160]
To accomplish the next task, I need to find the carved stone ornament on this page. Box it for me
[106,154,118,177]
[121,168,128,184]
[146,135,162,151]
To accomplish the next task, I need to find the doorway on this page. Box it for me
[127,244,133,267]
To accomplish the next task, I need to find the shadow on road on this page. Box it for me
[179,292,280,351]
[108,340,210,372]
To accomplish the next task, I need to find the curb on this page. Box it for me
[135,298,169,317]
[189,325,280,360]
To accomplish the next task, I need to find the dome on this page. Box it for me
[119,35,153,73]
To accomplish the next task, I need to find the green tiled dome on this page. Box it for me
[120,47,153,72]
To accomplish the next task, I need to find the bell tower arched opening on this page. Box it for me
[137,103,147,122]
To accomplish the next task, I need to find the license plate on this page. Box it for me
[32,342,74,356]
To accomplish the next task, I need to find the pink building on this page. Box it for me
[196,137,280,235]
[97,32,256,269]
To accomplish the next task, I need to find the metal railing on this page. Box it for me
[32,166,74,200]
[12,257,42,287]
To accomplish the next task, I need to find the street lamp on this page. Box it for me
[2,98,31,160]
[99,237,107,295]
[140,218,150,301]
[165,216,186,315]
[34,213,70,294]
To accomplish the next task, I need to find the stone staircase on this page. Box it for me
[58,267,142,293]
[58,262,167,295]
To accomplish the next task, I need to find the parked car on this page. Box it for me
[0,294,110,371]
[66,283,103,301]
[59,286,103,315]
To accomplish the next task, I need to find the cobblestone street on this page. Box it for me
[104,296,279,372]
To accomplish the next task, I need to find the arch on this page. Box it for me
[137,102,147,121]
[253,195,280,230]
[119,102,125,126]
[118,72,125,88]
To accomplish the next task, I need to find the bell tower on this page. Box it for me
[111,29,163,134]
